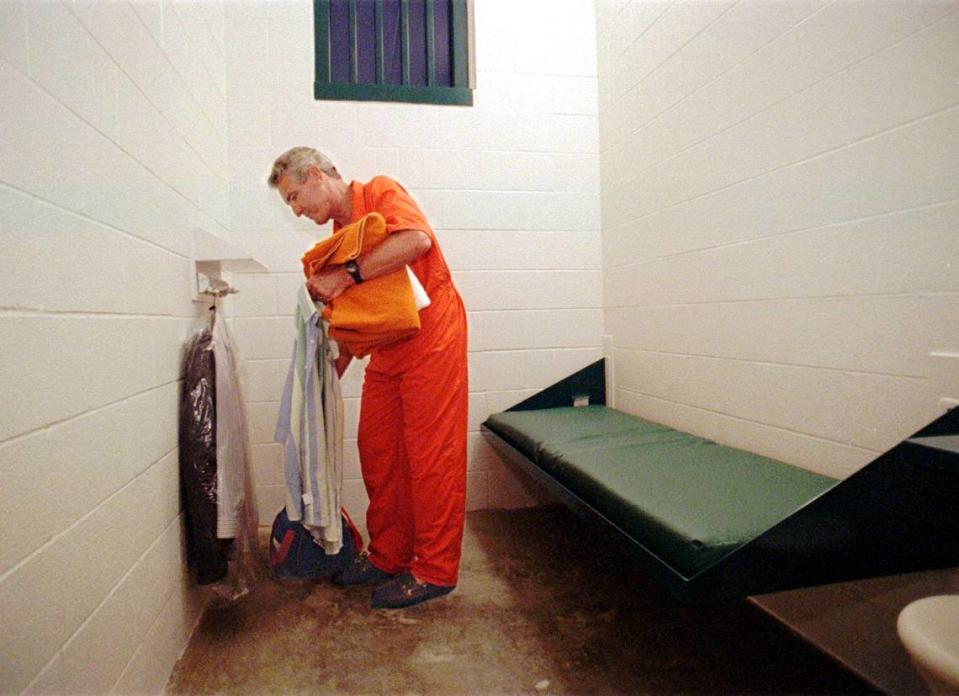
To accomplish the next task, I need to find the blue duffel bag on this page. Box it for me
[269,508,360,580]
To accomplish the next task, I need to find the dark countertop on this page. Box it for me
[751,566,959,694]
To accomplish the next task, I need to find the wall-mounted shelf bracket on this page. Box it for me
[193,228,268,302]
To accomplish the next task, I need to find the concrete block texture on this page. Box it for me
[598,0,959,479]
[0,0,229,692]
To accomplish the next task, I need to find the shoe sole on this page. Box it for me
[370,583,455,609]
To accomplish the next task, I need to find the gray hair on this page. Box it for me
[268,146,341,187]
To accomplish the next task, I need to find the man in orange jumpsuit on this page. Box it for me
[269,147,468,609]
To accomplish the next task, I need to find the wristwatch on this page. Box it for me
[344,259,363,284]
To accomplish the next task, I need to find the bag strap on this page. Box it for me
[340,507,363,551]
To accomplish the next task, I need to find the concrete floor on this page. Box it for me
[167,506,873,695]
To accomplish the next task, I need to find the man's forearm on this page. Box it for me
[354,229,431,281]
[307,229,431,303]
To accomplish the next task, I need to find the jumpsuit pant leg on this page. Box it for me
[358,369,415,574]
[399,329,468,586]
[357,299,468,587]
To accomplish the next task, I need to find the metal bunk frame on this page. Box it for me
[481,360,959,602]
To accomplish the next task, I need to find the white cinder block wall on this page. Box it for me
[224,0,603,522]
[596,0,959,479]
[0,1,229,693]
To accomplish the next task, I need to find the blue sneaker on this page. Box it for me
[333,551,397,586]
[370,572,455,609]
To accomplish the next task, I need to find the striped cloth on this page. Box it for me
[275,285,345,554]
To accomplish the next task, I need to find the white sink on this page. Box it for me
[897,595,959,694]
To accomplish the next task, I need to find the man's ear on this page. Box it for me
[307,165,324,182]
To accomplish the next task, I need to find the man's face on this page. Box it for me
[277,166,333,226]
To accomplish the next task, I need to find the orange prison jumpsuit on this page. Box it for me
[335,176,468,587]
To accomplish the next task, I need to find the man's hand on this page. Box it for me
[307,229,429,304]
[307,265,354,304]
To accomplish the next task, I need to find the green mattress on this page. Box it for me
[484,406,837,577]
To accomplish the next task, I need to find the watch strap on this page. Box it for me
[345,260,363,284]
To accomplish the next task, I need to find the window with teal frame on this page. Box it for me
[314,0,473,106]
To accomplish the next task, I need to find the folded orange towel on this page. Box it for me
[301,213,420,358]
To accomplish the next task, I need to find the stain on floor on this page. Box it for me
[167,505,874,695]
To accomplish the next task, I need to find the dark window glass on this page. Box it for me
[382,1,402,85]
[355,0,376,83]
[329,0,351,84]
[432,0,451,87]
[314,0,472,106]
[407,0,427,87]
